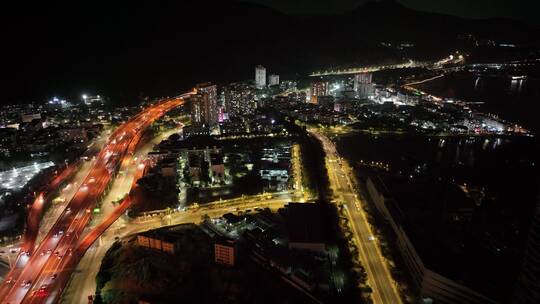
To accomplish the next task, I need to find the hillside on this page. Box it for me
[2,0,539,103]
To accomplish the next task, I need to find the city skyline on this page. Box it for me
[0,1,538,304]
[3,1,538,104]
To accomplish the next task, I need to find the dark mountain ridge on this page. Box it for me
[2,0,538,104]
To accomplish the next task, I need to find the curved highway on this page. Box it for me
[1,96,188,304]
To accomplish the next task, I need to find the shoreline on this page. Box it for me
[402,72,533,135]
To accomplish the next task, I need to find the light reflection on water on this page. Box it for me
[416,70,540,133]
[336,133,536,185]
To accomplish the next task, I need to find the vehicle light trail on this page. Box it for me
[0,95,189,304]
[309,129,402,304]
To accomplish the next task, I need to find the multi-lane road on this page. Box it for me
[61,191,295,303]
[0,159,88,298]
[57,128,308,303]
[309,129,402,304]
[59,136,305,303]
[0,96,188,304]
[309,53,465,77]
[1,93,378,304]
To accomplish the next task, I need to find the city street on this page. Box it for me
[61,193,292,303]
[3,2,537,303]
[59,128,187,304]
[309,129,402,304]
[61,132,306,303]
[0,97,189,304]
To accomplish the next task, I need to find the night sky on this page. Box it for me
[1,0,538,105]
[246,0,539,25]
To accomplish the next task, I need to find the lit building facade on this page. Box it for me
[196,82,218,126]
[188,93,208,125]
[309,81,329,104]
[255,65,266,88]
[224,83,255,117]
[353,72,372,88]
[354,73,374,99]
[136,233,177,254]
[365,176,498,304]
[357,83,375,99]
[82,95,104,105]
[268,74,279,86]
[215,238,236,266]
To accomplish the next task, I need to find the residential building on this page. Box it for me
[365,176,497,304]
[159,157,177,177]
[268,74,279,86]
[357,83,375,99]
[210,151,225,183]
[215,238,236,266]
[188,93,208,125]
[354,72,374,99]
[136,231,179,254]
[224,83,255,116]
[182,124,210,139]
[196,82,218,126]
[310,81,329,104]
[353,72,372,89]
[219,120,247,135]
[188,152,203,183]
[255,65,266,88]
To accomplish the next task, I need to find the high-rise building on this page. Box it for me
[311,81,329,96]
[224,83,255,117]
[255,65,266,88]
[194,82,218,126]
[309,81,329,104]
[268,74,279,86]
[188,93,208,125]
[353,73,372,88]
[354,73,374,99]
[357,83,375,99]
